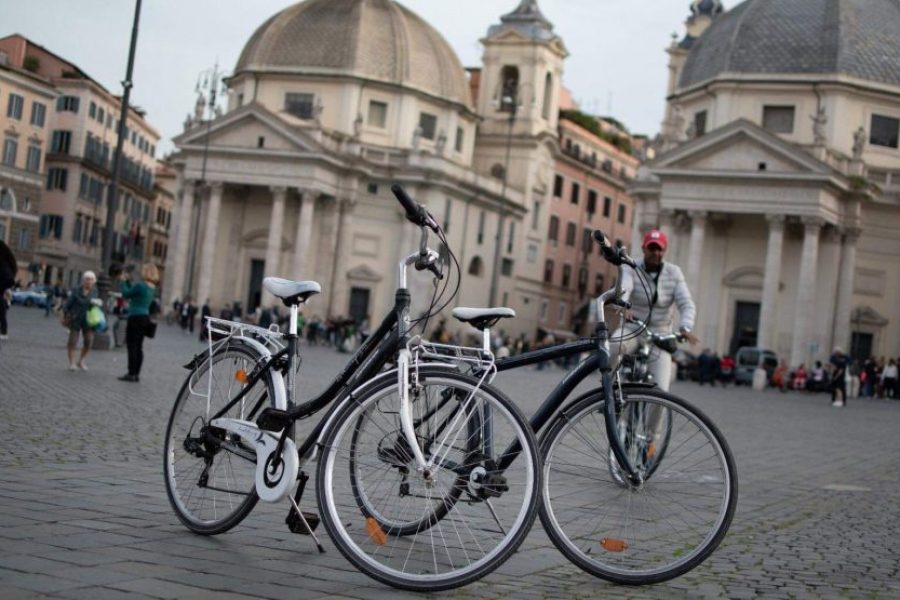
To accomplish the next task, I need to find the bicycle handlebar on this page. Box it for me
[591,230,636,268]
[391,184,439,232]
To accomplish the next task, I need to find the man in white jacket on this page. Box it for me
[613,229,699,392]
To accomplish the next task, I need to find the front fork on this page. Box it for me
[397,348,431,477]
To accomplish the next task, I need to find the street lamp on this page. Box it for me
[184,63,226,300]
[487,81,532,309]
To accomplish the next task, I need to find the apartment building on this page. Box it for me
[0,35,160,287]
[0,53,56,283]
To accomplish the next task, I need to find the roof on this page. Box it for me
[679,0,900,90]
[234,0,471,105]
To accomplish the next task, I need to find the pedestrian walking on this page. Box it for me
[117,263,159,382]
[199,299,211,341]
[882,358,898,399]
[830,347,849,407]
[62,271,99,371]
[0,240,16,341]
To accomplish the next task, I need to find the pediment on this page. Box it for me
[723,266,764,290]
[852,305,889,327]
[652,119,831,176]
[173,103,322,154]
[346,264,382,282]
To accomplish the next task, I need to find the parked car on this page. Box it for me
[674,349,699,381]
[10,285,50,308]
[734,347,778,385]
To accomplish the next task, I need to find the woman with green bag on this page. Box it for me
[117,263,159,382]
[63,270,99,371]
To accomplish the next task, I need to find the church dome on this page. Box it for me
[679,0,900,90]
[235,0,471,106]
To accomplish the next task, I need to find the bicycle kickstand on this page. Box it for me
[285,471,325,553]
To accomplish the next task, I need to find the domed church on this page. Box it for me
[166,0,575,334]
[633,0,900,365]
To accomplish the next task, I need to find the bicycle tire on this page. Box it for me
[539,387,737,585]
[164,341,276,535]
[317,367,541,591]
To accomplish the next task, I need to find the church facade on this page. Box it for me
[633,0,900,366]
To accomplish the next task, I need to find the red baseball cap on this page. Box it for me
[642,229,668,250]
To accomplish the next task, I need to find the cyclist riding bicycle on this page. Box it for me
[612,229,699,391]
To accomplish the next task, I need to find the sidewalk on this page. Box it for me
[1,305,899,599]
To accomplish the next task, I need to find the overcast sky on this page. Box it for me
[4,1,706,155]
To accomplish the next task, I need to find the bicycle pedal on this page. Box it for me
[286,509,320,534]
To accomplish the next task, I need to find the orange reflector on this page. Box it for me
[647,442,657,459]
[235,369,248,383]
[366,517,387,545]
[601,538,627,552]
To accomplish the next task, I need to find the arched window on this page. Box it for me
[499,65,520,113]
[468,256,484,277]
[542,72,553,120]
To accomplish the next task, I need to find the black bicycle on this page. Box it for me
[403,231,737,585]
[163,185,541,591]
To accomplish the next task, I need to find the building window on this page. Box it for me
[47,168,68,191]
[694,110,707,137]
[582,228,592,253]
[499,65,520,113]
[762,105,795,134]
[50,130,72,154]
[468,256,484,276]
[2,138,17,166]
[367,100,387,128]
[539,300,548,322]
[455,126,464,153]
[284,93,315,119]
[542,72,553,120]
[548,215,559,242]
[257,136,265,148]
[73,215,83,243]
[570,182,580,205]
[603,196,612,218]
[595,273,606,295]
[0,189,11,211]
[418,112,437,140]
[7,93,24,120]
[578,266,588,293]
[531,200,541,230]
[526,242,538,263]
[97,106,105,123]
[507,221,515,253]
[587,190,597,217]
[17,227,29,251]
[39,215,64,240]
[25,145,41,172]
[562,264,572,288]
[553,174,564,198]
[617,204,627,224]
[501,258,514,276]
[477,210,485,244]
[870,114,899,149]
[30,101,46,127]
[443,198,451,232]
[543,259,554,283]
[565,222,576,246]
[89,101,97,119]
[558,302,567,325]
[0,222,5,243]
[56,95,80,113]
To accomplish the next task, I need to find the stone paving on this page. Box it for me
[1,305,899,599]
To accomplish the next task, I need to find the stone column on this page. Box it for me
[832,227,860,355]
[262,186,287,306]
[685,210,707,293]
[790,217,823,367]
[757,214,785,351]
[327,198,355,318]
[169,180,196,305]
[291,191,316,280]
[658,208,676,243]
[196,182,223,306]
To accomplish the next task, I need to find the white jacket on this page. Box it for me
[619,259,696,333]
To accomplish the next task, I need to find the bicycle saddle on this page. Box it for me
[263,277,321,306]
[451,307,516,330]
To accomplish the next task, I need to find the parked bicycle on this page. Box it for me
[164,185,541,591]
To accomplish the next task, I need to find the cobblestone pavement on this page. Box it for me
[1,306,899,599]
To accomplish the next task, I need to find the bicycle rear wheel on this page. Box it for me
[539,388,737,584]
[164,342,276,534]
[317,368,541,591]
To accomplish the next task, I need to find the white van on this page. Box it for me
[734,347,778,385]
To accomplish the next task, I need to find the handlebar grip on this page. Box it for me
[591,229,636,268]
[391,184,418,216]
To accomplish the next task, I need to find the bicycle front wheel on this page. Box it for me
[164,341,277,535]
[317,367,541,591]
[539,388,737,584]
